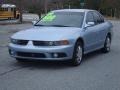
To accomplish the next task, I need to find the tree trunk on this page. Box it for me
[44,0,48,14]
[19,11,22,23]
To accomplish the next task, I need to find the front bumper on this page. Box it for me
[8,43,74,61]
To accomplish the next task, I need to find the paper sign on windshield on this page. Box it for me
[41,12,56,22]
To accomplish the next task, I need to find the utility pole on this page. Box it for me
[44,0,48,14]
[80,0,85,9]
[68,0,71,9]
[19,0,23,23]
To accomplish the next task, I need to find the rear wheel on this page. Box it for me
[71,41,83,66]
[102,35,111,53]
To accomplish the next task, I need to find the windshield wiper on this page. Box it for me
[49,25,71,27]
[34,24,46,26]
[35,24,71,27]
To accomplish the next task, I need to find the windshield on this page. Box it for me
[35,11,84,28]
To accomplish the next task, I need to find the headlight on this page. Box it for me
[10,39,28,45]
[11,38,18,44]
[48,40,69,46]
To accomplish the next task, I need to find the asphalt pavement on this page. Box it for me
[0,20,120,90]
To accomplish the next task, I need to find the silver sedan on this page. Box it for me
[9,9,113,66]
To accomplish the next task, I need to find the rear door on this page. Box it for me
[93,11,107,47]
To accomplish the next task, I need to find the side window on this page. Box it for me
[86,12,94,23]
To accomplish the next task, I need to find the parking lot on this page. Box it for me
[0,20,120,90]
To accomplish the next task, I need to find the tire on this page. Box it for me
[71,41,83,66]
[102,35,111,53]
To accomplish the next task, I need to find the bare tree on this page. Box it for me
[100,0,120,18]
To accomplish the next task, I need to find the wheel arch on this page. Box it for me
[76,37,85,50]
[107,32,112,40]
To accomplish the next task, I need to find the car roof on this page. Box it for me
[53,9,95,13]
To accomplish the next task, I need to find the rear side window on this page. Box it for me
[93,12,101,24]
[93,11,104,24]
[97,12,104,23]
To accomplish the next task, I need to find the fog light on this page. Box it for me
[53,53,58,58]
[11,51,15,55]
[9,50,16,56]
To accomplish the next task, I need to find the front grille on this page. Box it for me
[17,40,28,45]
[17,52,46,58]
[33,41,48,46]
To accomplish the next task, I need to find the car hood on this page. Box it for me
[12,26,82,41]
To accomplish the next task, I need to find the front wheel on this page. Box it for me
[102,36,111,53]
[71,41,83,66]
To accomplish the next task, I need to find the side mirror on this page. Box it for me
[85,22,95,28]
[32,21,37,25]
